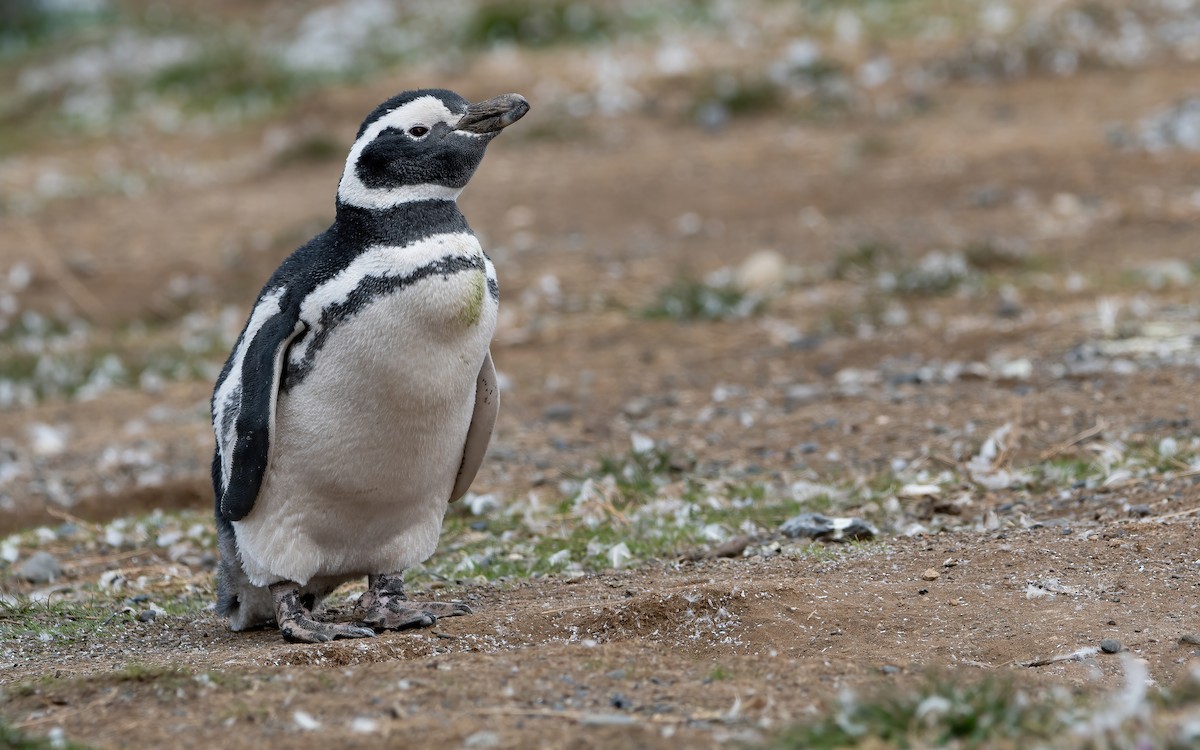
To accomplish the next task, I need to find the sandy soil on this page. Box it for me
[2,15,1200,749]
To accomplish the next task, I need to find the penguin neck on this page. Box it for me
[334,198,471,247]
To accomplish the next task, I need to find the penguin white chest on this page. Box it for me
[231,236,498,586]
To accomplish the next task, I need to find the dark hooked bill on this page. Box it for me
[456,93,530,134]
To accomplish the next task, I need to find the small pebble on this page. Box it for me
[138,610,157,623]
[921,568,941,581]
[542,403,574,422]
[622,397,652,418]
[293,710,321,731]
[1179,634,1200,646]
[735,249,787,294]
[463,731,501,749]
[15,551,62,583]
[780,512,876,542]
[1099,638,1122,654]
[349,717,380,735]
[710,534,752,559]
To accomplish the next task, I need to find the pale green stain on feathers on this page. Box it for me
[458,270,486,326]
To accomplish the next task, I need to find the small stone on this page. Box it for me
[710,535,752,559]
[735,249,787,294]
[880,664,901,675]
[349,717,380,735]
[15,551,62,583]
[610,692,631,710]
[995,299,1023,319]
[921,568,941,581]
[138,609,157,623]
[464,731,501,748]
[543,403,574,422]
[1099,639,1122,654]
[780,512,876,542]
[27,423,68,457]
[293,710,321,731]
[1179,634,1200,646]
[622,397,652,418]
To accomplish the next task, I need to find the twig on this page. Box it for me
[70,549,159,568]
[1132,506,1200,523]
[1019,646,1098,668]
[959,659,995,670]
[45,506,101,531]
[929,454,960,469]
[1039,422,1106,461]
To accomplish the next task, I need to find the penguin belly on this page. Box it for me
[232,264,498,587]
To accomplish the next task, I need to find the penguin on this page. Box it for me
[210,89,529,643]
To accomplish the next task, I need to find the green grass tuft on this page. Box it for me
[151,40,304,118]
[831,243,895,281]
[0,718,90,749]
[770,676,1064,750]
[0,0,112,58]
[462,0,617,48]
[643,278,763,321]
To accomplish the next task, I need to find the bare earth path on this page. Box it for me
[2,5,1200,748]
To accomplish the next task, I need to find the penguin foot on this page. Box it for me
[354,573,473,631]
[270,580,375,644]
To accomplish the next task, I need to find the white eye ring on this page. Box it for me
[408,125,430,138]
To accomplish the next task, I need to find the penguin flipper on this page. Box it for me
[219,314,306,522]
[450,350,499,503]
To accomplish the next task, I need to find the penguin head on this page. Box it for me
[337,89,530,210]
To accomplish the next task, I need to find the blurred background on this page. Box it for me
[1,0,1199,567]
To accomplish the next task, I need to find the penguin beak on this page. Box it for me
[455,93,530,135]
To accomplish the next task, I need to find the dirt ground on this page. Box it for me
[3,7,1200,749]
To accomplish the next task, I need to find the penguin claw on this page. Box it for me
[279,616,377,644]
[353,573,474,631]
[355,599,472,630]
[357,604,437,631]
[270,580,376,643]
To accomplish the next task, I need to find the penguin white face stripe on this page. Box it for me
[337,95,474,209]
[213,286,287,489]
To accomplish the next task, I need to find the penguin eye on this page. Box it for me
[408,125,430,138]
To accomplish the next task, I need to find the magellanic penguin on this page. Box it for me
[210,89,529,643]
